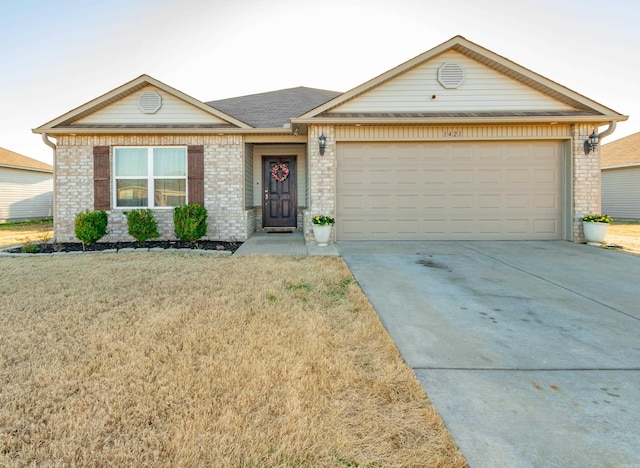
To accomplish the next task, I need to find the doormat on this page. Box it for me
[266,230,293,234]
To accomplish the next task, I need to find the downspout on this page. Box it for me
[42,133,57,235]
[598,121,617,141]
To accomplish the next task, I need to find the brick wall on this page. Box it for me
[54,135,250,242]
[305,126,336,244]
[572,125,602,242]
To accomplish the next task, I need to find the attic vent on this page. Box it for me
[138,90,162,114]
[438,63,465,89]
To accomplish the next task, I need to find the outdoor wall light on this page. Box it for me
[584,130,599,154]
[318,132,327,156]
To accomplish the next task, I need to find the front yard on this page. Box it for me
[0,254,465,467]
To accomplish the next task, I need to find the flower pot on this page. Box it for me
[312,224,332,246]
[583,221,609,246]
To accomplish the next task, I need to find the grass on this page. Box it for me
[607,222,640,254]
[0,219,53,248]
[0,254,466,467]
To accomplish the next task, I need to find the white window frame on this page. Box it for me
[113,146,188,209]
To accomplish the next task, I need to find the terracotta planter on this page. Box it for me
[312,224,332,246]
[583,221,609,246]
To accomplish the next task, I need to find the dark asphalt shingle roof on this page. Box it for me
[206,87,342,128]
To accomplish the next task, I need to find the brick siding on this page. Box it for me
[54,135,250,243]
[305,126,336,244]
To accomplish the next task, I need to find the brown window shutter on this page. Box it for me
[93,146,110,210]
[188,145,204,205]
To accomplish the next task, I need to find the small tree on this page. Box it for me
[75,209,108,249]
[174,204,208,243]
[125,209,159,243]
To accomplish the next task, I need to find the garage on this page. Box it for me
[337,140,564,240]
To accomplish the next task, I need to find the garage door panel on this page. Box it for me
[337,141,563,240]
[423,169,447,184]
[478,194,502,209]
[478,169,501,184]
[368,194,392,210]
[451,169,474,184]
[506,169,529,184]
[533,168,559,184]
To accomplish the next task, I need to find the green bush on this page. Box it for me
[174,204,208,243]
[21,242,39,254]
[125,209,159,243]
[74,209,108,246]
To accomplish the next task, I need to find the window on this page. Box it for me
[114,147,187,208]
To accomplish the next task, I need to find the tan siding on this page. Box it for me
[330,51,576,113]
[76,85,229,125]
[336,124,572,141]
[0,167,53,222]
[602,167,640,219]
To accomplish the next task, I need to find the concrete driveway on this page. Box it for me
[338,241,640,467]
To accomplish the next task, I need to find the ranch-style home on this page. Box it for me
[33,35,627,244]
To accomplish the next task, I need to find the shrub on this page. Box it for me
[582,214,613,224]
[75,209,108,247]
[21,242,39,254]
[125,209,159,243]
[174,204,208,243]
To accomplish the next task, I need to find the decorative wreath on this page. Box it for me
[271,163,290,182]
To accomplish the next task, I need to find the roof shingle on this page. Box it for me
[206,87,342,128]
[601,132,640,167]
[0,147,53,172]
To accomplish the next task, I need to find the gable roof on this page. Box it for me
[33,75,251,134]
[601,132,640,168]
[0,147,53,173]
[207,87,341,128]
[295,35,628,125]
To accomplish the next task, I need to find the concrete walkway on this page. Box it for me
[234,231,340,256]
[339,241,640,467]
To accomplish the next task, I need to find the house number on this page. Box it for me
[443,130,464,138]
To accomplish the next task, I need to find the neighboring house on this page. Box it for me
[0,147,53,223]
[33,36,627,244]
[601,132,640,219]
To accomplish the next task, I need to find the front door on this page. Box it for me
[263,156,297,228]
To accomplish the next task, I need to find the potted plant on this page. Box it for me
[582,214,613,246]
[311,214,335,246]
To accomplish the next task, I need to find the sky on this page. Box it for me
[1,0,639,164]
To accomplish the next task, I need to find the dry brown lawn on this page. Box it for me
[606,222,640,255]
[0,221,53,248]
[0,253,466,467]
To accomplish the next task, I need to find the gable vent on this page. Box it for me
[138,90,162,114]
[437,63,465,89]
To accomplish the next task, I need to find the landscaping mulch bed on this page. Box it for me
[5,240,242,254]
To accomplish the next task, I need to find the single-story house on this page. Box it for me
[0,147,53,223]
[33,35,627,244]
[601,132,640,219]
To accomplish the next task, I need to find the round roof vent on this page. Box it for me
[138,90,162,114]
[437,63,465,89]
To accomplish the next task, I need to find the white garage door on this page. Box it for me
[337,141,563,240]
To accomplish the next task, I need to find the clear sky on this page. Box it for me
[1,0,638,164]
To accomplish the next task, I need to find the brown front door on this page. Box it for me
[263,156,297,228]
